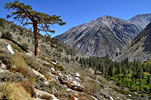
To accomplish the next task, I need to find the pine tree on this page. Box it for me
[147,75,150,84]
[5,1,66,57]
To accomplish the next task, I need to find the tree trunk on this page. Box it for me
[33,21,39,57]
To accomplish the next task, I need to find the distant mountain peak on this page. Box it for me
[128,13,151,28]
[55,13,151,57]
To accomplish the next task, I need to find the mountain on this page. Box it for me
[1,17,151,99]
[55,13,151,57]
[0,17,137,100]
[128,13,151,29]
[114,22,151,61]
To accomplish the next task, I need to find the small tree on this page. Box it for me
[5,1,66,57]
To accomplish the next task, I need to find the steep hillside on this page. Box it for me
[55,14,151,57]
[0,18,141,100]
[0,18,78,62]
[128,13,151,29]
[114,22,151,61]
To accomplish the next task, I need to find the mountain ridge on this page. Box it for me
[114,22,151,61]
[55,13,151,57]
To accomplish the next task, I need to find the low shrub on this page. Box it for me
[0,71,24,82]
[1,31,13,40]
[14,66,30,77]
[21,43,29,51]
[17,36,22,42]
[10,53,27,68]
[85,80,100,94]
[0,53,11,68]
[68,94,75,100]
[40,94,52,100]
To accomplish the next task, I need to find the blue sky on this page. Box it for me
[0,0,151,37]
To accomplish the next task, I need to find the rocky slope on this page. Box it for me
[128,13,151,29]
[0,18,145,100]
[55,13,151,57]
[114,22,151,61]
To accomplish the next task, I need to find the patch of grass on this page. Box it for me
[68,94,75,100]
[21,80,36,97]
[10,53,30,77]
[14,66,30,77]
[0,82,34,100]
[1,31,13,40]
[21,43,29,51]
[24,55,40,70]
[9,83,34,100]
[11,43,24,53]
[40,94,53,100]
[53,64,65,71]
[39,69,51,80]
[0,53,11,67]
[85,80,100,94]
[0,82,13,99]
[0,71,24,82]
[113,87,137,97]
[78,93,94,100]
[10,53,26,68]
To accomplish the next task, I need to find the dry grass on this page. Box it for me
[54,92,76,100]
[9,53,31,77]
[78,94,94,100]
[39,69,51,80]
[14,66,30,77]
[68,94,75,100]
[10,53,27,68]
[40,94,53,100]
[85,80,100,94]
[0,82,13,99]
[0,82,34,100]
[21,80,36,97]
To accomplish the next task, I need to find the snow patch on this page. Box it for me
[75,73,80,77]
[51,61,57,65]
[26,51,33,56]
[76,77,80,80]
[0,68,4,73]
[51,67,55,71]
[128,94,132,97]
[90,68,94,74]
[67,88,72,91]
[7,44,14,54]
[109,96,114,100]
[75,97,78,100]
[44,81,49,85]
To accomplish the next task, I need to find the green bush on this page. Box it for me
[1,31,13,40]
[11,43,24,53]
[17,37,22,42]
[21,43,29,51]
[0,19,5,29]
